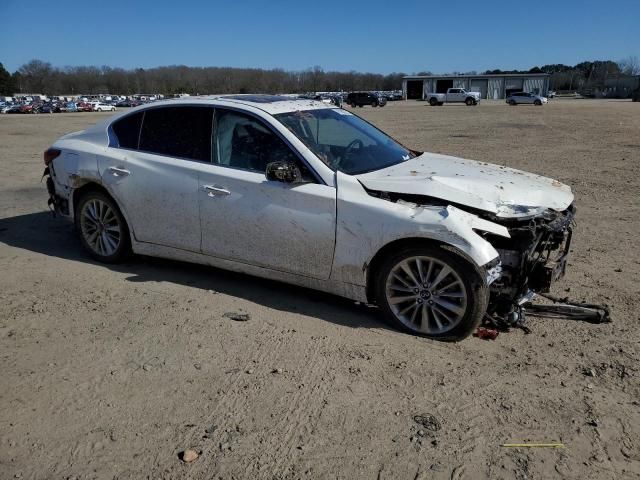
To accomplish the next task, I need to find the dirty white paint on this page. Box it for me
[48,96,574,303]
[356,152,574,218]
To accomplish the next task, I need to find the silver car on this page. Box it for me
[506,92,548,105]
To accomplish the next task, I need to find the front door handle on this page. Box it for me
[108,166,130,177]
[203,184,230,197]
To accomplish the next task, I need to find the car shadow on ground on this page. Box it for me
[0,210,394,333]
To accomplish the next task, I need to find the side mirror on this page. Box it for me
[266,161,302,183]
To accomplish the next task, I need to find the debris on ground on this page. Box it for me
[223,312,251,322]
[474,327,499,340]
[179,449,199,463]
[203,425,217,439]
[413,414,441,432]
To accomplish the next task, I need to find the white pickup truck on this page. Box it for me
[426,88,481,106]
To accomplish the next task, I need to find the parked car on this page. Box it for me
[507,92,548,105]
[346,92,387,107]
[76,102,94,112]
[547,91,556,98]
[307,94,342,107]
[43,95,575,341]
[65,102,79,112]
[40,103,57,114]
[425,88,481,106]
[91,102,115,112]
[2,104,19,113]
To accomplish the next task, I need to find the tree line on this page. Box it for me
[0,61,406,96]
[1,57,638,97]
[483,57,639,90]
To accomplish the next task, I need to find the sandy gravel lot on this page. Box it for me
[1,99,639,480]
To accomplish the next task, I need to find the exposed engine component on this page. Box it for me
[481,204,576,322]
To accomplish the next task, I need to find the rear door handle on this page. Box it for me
[202,184,230,197]
[108,166,130,177]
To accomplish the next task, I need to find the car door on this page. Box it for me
[447,89,460,102]
[198,107,336,279]
[99,105,213,251]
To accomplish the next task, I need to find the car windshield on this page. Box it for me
[275,108,415,175]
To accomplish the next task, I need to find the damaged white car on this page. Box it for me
[43,95,575,340]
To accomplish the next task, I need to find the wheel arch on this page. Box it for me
[364,237,484,304]
[71,181,134,241]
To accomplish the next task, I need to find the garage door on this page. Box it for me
[470,79,488,99]
[406,80,423,99]
[505,78,524,97]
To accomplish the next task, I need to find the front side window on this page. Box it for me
[275,108,415,175]
[213,109,300,173]
[139,106,213,161]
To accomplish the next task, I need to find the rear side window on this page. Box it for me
[139,106,213,161]
[112,112,143,149]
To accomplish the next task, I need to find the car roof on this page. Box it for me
[123,94,337,115]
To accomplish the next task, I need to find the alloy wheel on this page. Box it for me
[80,199,122,257]
[385,256,468,335]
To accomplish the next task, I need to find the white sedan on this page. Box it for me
[506,92,548,105]
[43,95,575,340]
[92,102,116,112]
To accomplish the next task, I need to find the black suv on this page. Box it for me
[346,92,386,108]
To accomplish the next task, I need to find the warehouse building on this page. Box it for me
[402,73,550,100]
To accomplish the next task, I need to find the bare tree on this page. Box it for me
[618,55,640,75]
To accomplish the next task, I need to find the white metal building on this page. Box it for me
[402,73,550,100]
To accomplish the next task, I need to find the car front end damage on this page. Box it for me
[478,204,576,324]
[363,184,598,327]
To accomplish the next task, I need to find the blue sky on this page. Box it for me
[1,0,638,74]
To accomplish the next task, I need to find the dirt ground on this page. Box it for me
[1,99,639,480]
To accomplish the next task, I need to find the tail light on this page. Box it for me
[44,148,61,166]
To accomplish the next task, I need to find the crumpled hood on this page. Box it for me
[356,152,574,218]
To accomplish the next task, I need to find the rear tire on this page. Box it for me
[374,245,488,341]
[508,99,516,106]
[75,191,131,263]
[429,97,438,106]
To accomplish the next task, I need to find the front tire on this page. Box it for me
[534,100,542,106]
[75,191,131,263]
[374,245,488,341]
[465,98,474,106]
